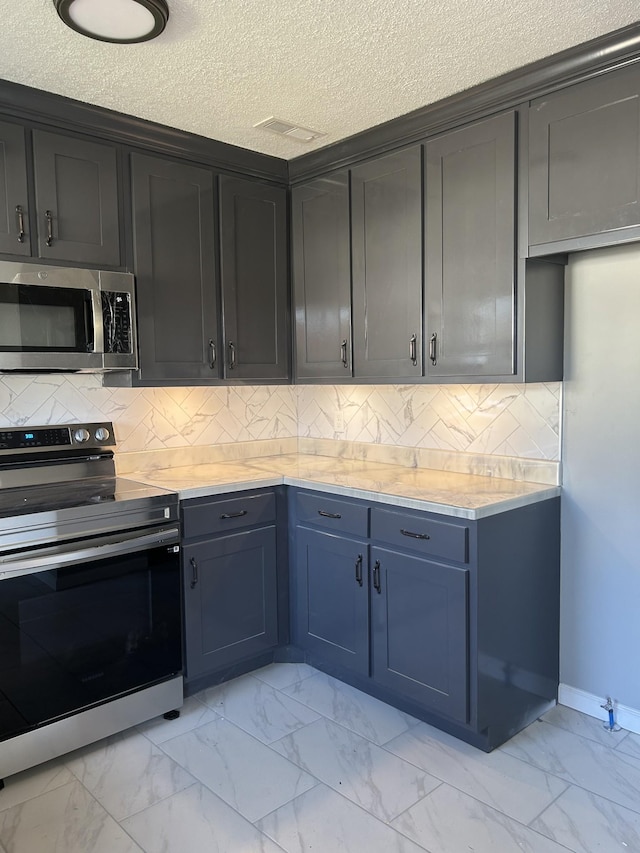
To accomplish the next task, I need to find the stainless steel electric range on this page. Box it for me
[0,422,183,783]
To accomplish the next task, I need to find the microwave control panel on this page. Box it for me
[101,291,132,354]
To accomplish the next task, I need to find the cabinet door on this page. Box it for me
[292,173,352,379]
[295,528,369,675]
[183,527,278,679]
[32,130,120,265]
[131,153,219,383]
[529,63,640,247]
[0,121,30,257]
[219,176,289,380]
[371,546,469,722]
[425,112,516,378]
[351,147,423,378]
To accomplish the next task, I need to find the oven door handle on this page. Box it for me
[0,526,180,579]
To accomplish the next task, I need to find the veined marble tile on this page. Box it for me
[501,720,640,813]
[271,717,439,821]
[136,694,219,745]
[391,783,569,853]
[122,783,284,853]
[256,784,426,853]
[617,731,640,760]
[541,704,630,748]
[531,784,640,852]
[384,721,567,824]
[64,729,194,821]
[252,662,317,690]
[199,674,320,744]
[0,780,143,853]
[0,760,74,812]
[160,718,317,822]
[281,671,417,746]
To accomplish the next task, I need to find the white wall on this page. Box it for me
[561,243,640,721]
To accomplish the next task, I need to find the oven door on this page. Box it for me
[0,525,182,743]
[0,279,101,371]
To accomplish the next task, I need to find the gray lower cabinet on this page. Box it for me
[351,147,423,379]
[182,491,279,683]
[291,172,352,380]
[370,545,469,723]
[0,122,121,265]
[219,176,289,380]
[291,488,560,751]
[131,152,219,383]
[529,62,640,251]
[0,120,30,257]
[294,528,369,675]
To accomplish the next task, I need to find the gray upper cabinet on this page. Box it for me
[0,121,30,257]
[0,123,121,266]
[425,112,517,378]
[292,173,352,380]
[351,147,423,379]
[529,63,640,251]
[219,176,289,381]
[32,130,120,266]
[131,152,219,383]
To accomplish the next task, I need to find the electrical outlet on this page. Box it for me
[334,411,344,432]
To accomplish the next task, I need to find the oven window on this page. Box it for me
[0,283,93,352]
[0,544,181,741]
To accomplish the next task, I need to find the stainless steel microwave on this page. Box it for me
[0,262,137,372]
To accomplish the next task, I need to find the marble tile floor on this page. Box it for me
[1,665,640,853]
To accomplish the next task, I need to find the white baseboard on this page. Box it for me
[559,684,640,735]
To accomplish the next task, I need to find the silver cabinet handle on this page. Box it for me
[341,339,349,369]
[208,339,216,369]
[16,205,25,243]
[228,341,236,369]
[45,209,54,246]
[410,333,417,366]
[429,333,437,366]
[190,556,198,589]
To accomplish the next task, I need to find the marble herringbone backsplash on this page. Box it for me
[0,376,561,460]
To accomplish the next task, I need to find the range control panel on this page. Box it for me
[0,422,115,452]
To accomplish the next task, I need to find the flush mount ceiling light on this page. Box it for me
[54,0,169,44]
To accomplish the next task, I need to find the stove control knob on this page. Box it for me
[73,428,90,443]
[95,427,110,442]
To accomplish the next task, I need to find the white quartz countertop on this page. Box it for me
[127,454,560,520]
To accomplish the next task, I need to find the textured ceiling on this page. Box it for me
[0,1,638,160]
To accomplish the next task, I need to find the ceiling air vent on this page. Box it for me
[254,117,326,143]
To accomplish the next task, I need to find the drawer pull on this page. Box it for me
[401,528,431,540]
[16,205,25,243]
[220,510,248,520]
[45,209,54,246]
[189,556,198,589]
[373,560,381,594]
[318,510,342,519]
[355,554,363,587]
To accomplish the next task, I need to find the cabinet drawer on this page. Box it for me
[295,491,368,537]
[370,506,468,563]
[183,492,276,539]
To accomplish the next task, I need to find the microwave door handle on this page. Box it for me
[90,288,103,354]
[0,526,180,580]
